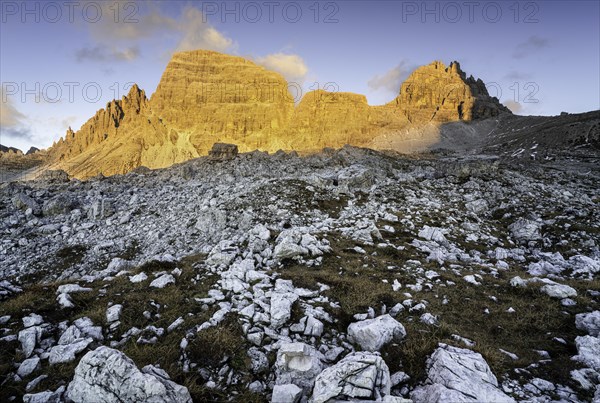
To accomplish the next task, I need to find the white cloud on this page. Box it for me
[368,61,415,93]
[78,3,235,62]
[504,100,524,114]
[256,53,309,82]
[1,89,32,141]
[175,8,233,52]
[0,89,26,128]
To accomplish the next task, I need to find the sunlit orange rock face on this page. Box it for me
[150,50,295,154]
[47,51,509,178]
[394,61,510,123]
[47,85,198,178]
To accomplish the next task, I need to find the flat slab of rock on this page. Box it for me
[348,314,406,351]
[49,338,93,365]
[22,313,43,328]
[106,304,123,323]
[411,343,515,403]
[540,283,577,299]
[150,274,175,288]
[311,351,392,403]
[418,226,447,243]
[66,346,192,402]
[275,342,324,391]
[272,383,302,403]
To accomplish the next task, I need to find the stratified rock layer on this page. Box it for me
[150,50,295,154]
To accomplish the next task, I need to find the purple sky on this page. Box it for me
[1,0,599,150]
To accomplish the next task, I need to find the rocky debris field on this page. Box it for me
[0,145,599,402]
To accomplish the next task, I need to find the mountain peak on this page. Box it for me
[397,60,509,122]
[45,52,512,178]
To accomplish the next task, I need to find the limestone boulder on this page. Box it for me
[311,352,392,403]
[66,346,192,402]
[411,344,515,403]
[348,314,406,351]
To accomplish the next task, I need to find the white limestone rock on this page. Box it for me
[411,343,515,403]
[272,384,303,403]
[311,351,392,403]
[348,314,406,351]
[418,226,448,244]
[23,386,65,403]
[420,313,439,326]
[509,218,542,242]
[106,257,132,274]
[205,240,239,268]
[573,335,600,371]
[129,272,148,283]
[106,304,123,323]
[56,284,92,294]
[270,279,299,329]
[167,317,184,333]
[465,199,488,215]
[273,229,310,260]
[22,313,43,328]
[57,293,75,308]
[66,346,192,402]
[150,274,175,289]
[540,283,577,299]
[569,255,600,279]
[575,311,600,336]
[275,342,324,390]
[304,316,324,337]
[17,357,41,378]
[72,317,104,341]
[248,347,269,374]
[49,338,93,365]
[18,326,42,358]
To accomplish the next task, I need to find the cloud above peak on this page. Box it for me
[175,7,233,53]
[256,53,309,82]
[76,3,235,63]
[368,61,415,94]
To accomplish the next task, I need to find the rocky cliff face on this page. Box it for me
[47,85,199,178]
[285,91,411,151]
[394,61,509,123]
[50,84,146,162]
[150,50,295,154]
[41,52,510,178]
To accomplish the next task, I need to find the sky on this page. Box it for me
[1,0,599,151]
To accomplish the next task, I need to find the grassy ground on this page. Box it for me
[0,253,270,402]
[278,232,599,401]
[1,215,597,401]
